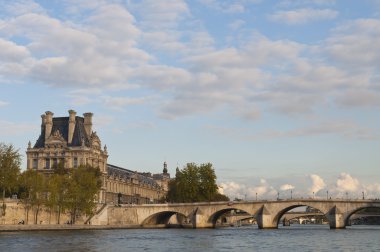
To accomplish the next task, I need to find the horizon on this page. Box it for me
[1,0,379,200]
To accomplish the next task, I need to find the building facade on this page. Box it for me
[26,110,169,204]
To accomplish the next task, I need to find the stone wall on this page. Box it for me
[0,199,86,225]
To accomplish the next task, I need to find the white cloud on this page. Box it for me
[270,8,338,25]
[326,19,380,70]
[220,179,277,200]
[280,184,295,191]
[336,173,360,192]
[308,174,326,195]
[365,183,380,199]
[335,89,380,108]
[0,38,30,62]
[130,0,190,30]
[86,4,140,44]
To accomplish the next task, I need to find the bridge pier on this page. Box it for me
[191,208,213,228]
[256,206,278,229]
[326,206,346,229]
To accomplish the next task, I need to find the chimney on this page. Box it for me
[68,110,76,144]
[45,111,53,140]
[83,112,93,136]
[41,114,46,133]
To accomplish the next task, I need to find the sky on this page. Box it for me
[0,0,380,200]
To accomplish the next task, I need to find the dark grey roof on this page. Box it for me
[107,164,160,188]
[34,116,90,148]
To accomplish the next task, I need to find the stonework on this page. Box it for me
[0,199,75,225]
[26,110,170,205]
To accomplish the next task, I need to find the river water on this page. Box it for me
[1,225,379,252]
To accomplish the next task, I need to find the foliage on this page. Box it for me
[18,169,46,224]
[0,143,21,200]
[167,163,229,203]
[16,162,102,224]
[65,165,102,223]
[46,173,70,224]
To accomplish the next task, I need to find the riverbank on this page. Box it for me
[0,224,144,232]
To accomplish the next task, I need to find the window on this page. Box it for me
[45,159,50,169]
[73,157,78,168]
[32,159,38,169]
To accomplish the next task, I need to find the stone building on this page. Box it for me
[26,110,169,204]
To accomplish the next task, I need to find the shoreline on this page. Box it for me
[0,224,146,232]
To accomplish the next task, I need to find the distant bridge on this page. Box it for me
[91,199,380,229]
[223,211,380,225]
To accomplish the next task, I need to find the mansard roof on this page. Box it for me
[107,164,161,188]
[34,116,90,148]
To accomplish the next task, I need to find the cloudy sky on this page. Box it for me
[1,0,380,200]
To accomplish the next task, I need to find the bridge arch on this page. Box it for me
[271,204,329,228]
[345,205,380,226]
[141,211,189,227]
[208,207,255,227]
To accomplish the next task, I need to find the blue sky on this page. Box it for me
[1,0,380,200]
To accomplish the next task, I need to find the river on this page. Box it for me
[1,225,379,251]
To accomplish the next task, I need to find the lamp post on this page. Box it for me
[256,192,257,201]
[326,190,329,200]
[362,191,365,200]
[277,192,280,201]
[346,192,348,200]
[313,191,315,199]
[291,190,293,200]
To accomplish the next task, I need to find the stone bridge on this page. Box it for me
[91,199,380,229]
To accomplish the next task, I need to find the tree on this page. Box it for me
[65,165,102,224]
[166,163,229,203]
[46,173,70,224]
[198,163,218,201]
[18,169,46,224]
[45,160,70,224]
[0,143,21,200]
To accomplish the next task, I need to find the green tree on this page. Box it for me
[18,169,46,224]
[65,165,102,224]
[167,163,229,203]
[0,143,21,200]
[46,173,70,224]
[198,163,218,201]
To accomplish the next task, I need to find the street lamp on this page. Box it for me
[362,191,365,200]
[326,190,329,200]
[291,190,293,200]
[313,191,315,199]
[277,192,280,200]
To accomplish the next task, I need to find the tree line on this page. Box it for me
[0,143,101,224]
